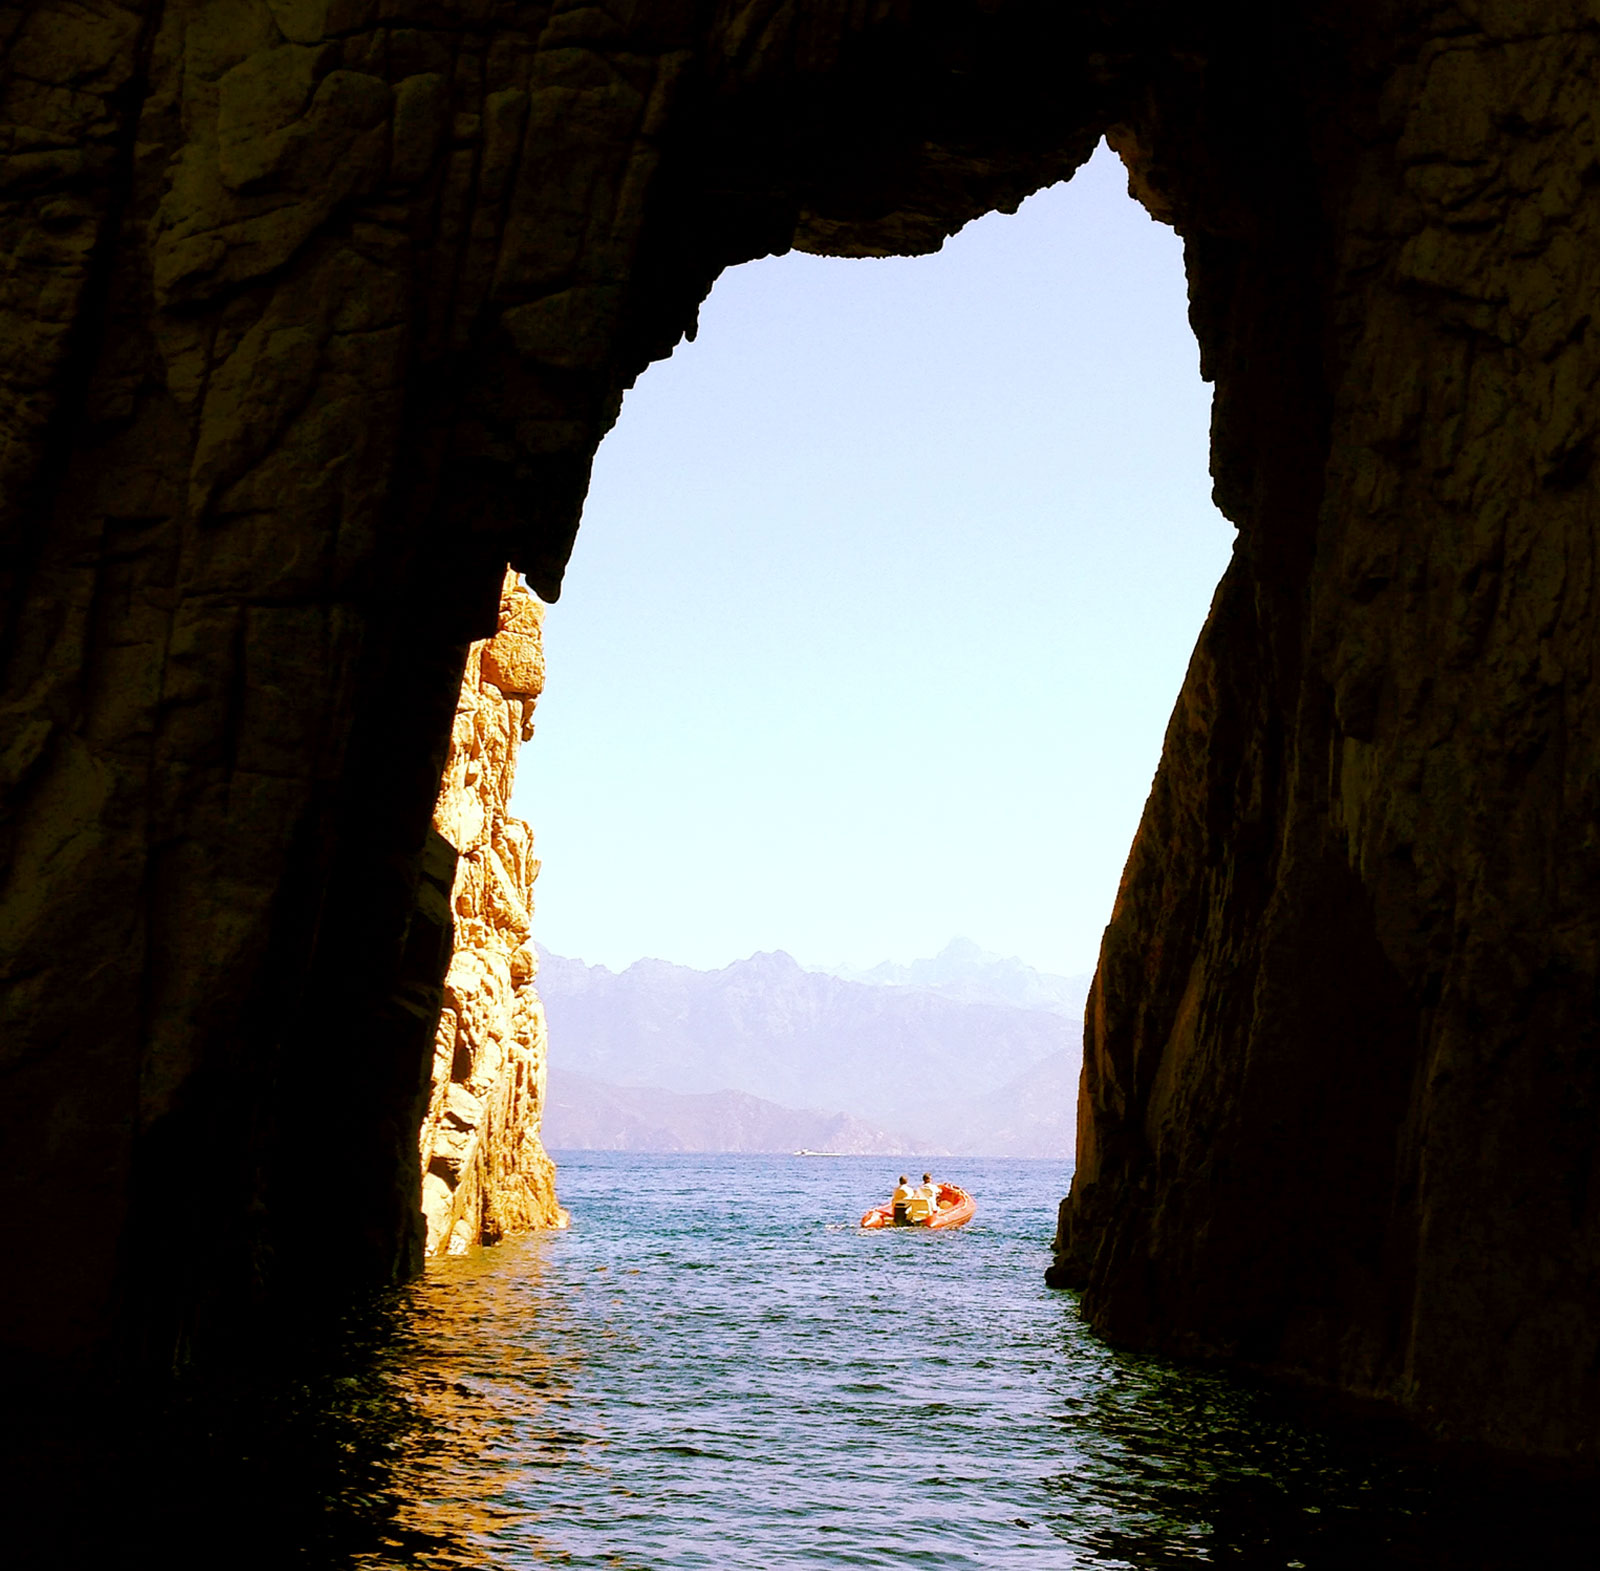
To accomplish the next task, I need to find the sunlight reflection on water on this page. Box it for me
[326,1153,1597,1570]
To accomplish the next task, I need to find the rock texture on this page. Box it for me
[421,572,565,1256]
[1053,5,1600,1465]
[2,0,1599,1464]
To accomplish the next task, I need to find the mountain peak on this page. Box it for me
[734,949,804,976]
[938,936,987,963]
[533,946,1081,1158]
[811,943,1090,1018]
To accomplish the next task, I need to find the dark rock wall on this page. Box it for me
[0,0,1111,1379]
[1060,1,1600,1463]
[2,0,1596,1458]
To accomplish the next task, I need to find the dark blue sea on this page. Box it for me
[317,1152,1595,1569]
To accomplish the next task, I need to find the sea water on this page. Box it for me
[320,1152,1595,1569]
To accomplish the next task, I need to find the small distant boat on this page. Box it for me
[860,1183,975,1230]
[795,1149,851,1157]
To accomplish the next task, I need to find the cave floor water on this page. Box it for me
[74,1152,1597,1569]
[292,1151,1591,1569]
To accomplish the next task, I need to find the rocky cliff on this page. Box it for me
[1051,10,1600,1463]
[421,573,565,1256]
[2,0,1599,1463]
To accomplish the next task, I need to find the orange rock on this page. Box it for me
[481,629,545,698]
[419,571,567,1255]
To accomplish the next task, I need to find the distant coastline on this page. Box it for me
[537,939,1083,1159]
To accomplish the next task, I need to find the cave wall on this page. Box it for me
[2,0,1597,1459]
[422,570,566,1255]
[1057,3,1600,1463]
[0,0,1110,1378]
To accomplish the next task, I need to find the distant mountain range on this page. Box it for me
[817,937,1092,1019]
[542,1068,942,1156]
[535,942,1084,1158]
[952,1049,1079,1158]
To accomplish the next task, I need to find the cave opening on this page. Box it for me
[416,140,1237,1255]
[9,13,1600,1549]
[518,142,1234,995]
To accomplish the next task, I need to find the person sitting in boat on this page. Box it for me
[891,1175,915,1226]
[907,1173,938,1223]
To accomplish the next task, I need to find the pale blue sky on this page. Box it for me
[511,142,1235,976]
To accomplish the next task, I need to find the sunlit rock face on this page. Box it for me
[2,0,1598,1462]
[421,574,566,1255]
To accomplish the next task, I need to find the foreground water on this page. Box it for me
[231,1150,1585,1570]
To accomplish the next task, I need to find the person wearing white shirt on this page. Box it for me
[907,1172,938,1223]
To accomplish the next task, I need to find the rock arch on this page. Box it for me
[2,0,1597,1459]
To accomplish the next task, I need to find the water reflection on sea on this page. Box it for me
[323,1152,1594,1569]
[33,1153,1587,1567]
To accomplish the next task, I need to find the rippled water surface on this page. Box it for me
[315,1152,1593,1569]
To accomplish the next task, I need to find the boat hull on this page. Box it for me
[860,1182,975,1230]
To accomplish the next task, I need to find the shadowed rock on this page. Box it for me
[1,0,1598,1462]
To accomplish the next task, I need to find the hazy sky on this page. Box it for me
[511,142,1235,977]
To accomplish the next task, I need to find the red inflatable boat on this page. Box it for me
[860,1182,976,1230]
